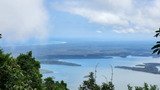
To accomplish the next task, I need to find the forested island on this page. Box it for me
[115,63,160,74]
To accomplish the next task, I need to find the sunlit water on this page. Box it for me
[41,56,160,90]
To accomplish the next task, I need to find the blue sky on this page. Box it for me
[0,0,160,45]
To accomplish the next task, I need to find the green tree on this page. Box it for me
[0,34,27,89]
[43,77,55,90]
[0,50,27,89]
[43,77,68,90]
[128,84,133,90]
[101,82,114,90]
[79,72,114,90]
[152,28,160,54]
[0,35,68,89]
[79,72,100,90]
[16,51,42,89]
[127,83,158,90]
[0,50,69,90]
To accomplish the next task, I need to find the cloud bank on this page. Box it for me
[53,0,160,34]
[0,0,48,42]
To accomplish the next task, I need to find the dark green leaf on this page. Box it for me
[157,50,160,55]
[154,33,159,37]
[155,30,160,32]
[152,49,159,54]
[157,41,160,43]
[151,44,160,49]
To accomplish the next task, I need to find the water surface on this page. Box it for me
[41,56,160,90]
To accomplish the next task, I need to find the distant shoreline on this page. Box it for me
[40,69,53,74]
[40,60,81,66]
[38,54,159,60]
[115,63,160,75]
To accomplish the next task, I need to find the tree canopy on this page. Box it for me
[0,50,68,90]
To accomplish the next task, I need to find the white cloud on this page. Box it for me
[96,30,103,34]
[53,0,160,34]
[113,28,135,34]
[0,0,48,42]
[67,7,128,25]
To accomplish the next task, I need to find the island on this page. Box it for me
[40,60,81,66]
[115,63,160,74]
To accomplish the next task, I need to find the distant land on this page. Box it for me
[38,55,113,59]
[40,69,53,74]
[115,63,160,74]
[3,41,160,74]
[2,41,157,59]
[40,60,81,66]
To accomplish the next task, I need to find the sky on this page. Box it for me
[0,0,160,45]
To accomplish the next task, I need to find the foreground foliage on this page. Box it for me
[79,72,159,90]
[152,28,160,54]
[0,50,68,90]
[43,77,68,90]
[128,83,159,90]
[79,72,114,90]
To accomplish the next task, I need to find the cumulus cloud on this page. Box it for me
[53,0,160,34]
[0,0,48,42]
[65,7,128,25]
